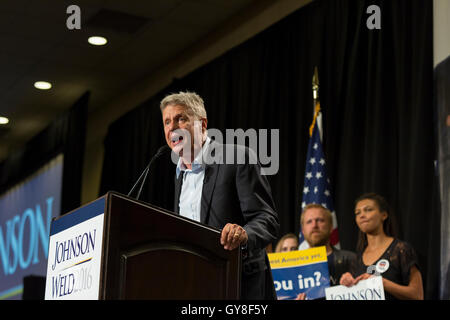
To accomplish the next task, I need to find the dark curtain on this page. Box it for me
[100,91,176,209]
[100,0,438,298]
[435,56,450,299]
[0,91,89,214]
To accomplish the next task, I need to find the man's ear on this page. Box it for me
[201,118,208,132]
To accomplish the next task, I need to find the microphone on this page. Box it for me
[127,145,170,200]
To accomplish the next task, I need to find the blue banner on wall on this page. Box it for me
[0,154,63,299]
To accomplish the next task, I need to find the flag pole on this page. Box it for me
[310,67,321,139]
[312,66,319,102]
[300,67,340,250]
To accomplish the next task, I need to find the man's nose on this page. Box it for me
[168,120,178,131]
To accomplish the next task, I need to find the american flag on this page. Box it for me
[299,116,340,249]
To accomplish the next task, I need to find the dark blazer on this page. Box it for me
[174,141,280,299]
[329,247,357,286]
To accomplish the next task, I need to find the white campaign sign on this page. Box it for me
[44,214,104,300]
[325,276,385,300]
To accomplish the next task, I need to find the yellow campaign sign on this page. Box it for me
[268,246,328,269]
[268,246,330,299]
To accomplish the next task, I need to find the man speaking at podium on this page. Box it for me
[160,91,279,300]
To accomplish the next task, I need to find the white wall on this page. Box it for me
[434,0,450,67]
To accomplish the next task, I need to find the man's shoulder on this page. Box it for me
[205,140,258,166]
[332,247,357,262]
[208,140,254,153]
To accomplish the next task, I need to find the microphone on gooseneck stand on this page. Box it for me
[127,145,170,200]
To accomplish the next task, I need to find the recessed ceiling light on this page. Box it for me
[88,36,107,46]
[34,81,52,90]
[0,116,9,125]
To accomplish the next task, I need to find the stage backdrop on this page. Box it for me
[0,155,63,299]
[0,92,89,299]
[100,0,439,298]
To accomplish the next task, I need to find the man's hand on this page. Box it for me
[295,293,306,300]
[220,223,248,250]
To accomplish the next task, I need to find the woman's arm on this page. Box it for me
[382,265,424,300]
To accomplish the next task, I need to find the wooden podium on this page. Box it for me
[45,192,241,300]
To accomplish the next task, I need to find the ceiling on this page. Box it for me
[0,0,258,161]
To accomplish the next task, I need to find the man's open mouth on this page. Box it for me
[171,134,184,146]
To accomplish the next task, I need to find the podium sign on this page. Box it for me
[43,192,241,300]
[45,197,105,300]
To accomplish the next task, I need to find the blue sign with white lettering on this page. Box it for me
[268,247,330,300]
[271,262,330,299]
[0,155,63,299]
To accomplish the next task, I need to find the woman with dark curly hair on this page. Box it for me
[340,193,424,300]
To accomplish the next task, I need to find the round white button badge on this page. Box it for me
[375,259,390,274]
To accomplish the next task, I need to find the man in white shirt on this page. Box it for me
[161,91,279,299]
